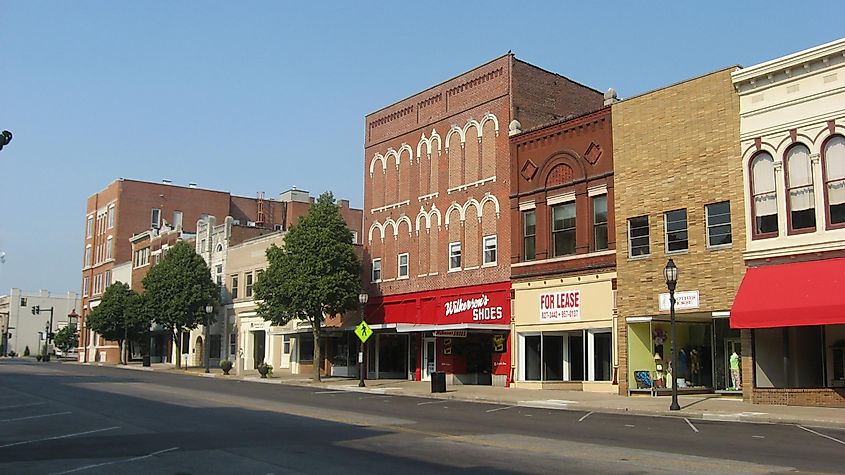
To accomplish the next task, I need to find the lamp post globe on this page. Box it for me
[664,259,681,411]
[358,293,368,387]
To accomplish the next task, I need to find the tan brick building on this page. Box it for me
[363,54,603,385]
[612,68,746,395]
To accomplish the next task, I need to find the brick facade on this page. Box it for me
[612,69,746,394]
[364,54,603,301]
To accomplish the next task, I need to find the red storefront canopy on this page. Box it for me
[731,257,845,329]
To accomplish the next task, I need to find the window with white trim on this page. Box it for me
[83,276,90,297]
[371,259,381,282]
[397,253,409,278]
[84,246,92,267]
[664,209,688,253]
[245,272,254,297]
[230,274,239,299]
[86,216,94,238]
[523,210,536,261]
[627,216,650,257]
[449,242,462,271]
[106,236,113,260]
[592,195,608,251]
[786,144,815,231]
[107,205,115,229]
[483,235,497,265]
[705,201,732,248]
[104,270,112,288]
[751,152,778,235]
[552,202,576,257]
[151,208,161,229]
[173,210,183,229]
[824,135,845,226]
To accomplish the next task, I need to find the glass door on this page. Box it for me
[422,338,436,381]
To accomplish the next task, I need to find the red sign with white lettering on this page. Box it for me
[367,282,511,326]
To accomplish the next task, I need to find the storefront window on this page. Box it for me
[754,326,825,388]
[628,320,713,390]
[521,331,605,382]
[592,331,612,381]
[524,335,541,381]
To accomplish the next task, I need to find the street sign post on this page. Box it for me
[354,320,373,343]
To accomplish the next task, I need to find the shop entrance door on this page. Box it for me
[724,338,741,389]
[253,331,266,369]
[422,338,436,381]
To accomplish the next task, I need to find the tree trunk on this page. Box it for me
[312,322,321,382]
[119,338,126,365]
[174,331,181,369]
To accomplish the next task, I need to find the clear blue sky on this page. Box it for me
[1,1,842,295]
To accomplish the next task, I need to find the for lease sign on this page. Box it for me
[539,290,581,321]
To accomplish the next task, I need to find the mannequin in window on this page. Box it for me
[690,348,700,385]
[730,351,741,390]
[678,348,688,384]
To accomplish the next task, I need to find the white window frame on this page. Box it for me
[705,201,732,249]
[83,276,90,297]
[448,242,462,271]
[371,259,382,282]
[664,209,689,254]
[627,216,650,258]
[482,235,497,266]
[86,215,94,238]
[397,253,409,279]
[173,210,183,229]
[151,208,161,229]
[106,236,113,260]
[85,245,92,267]
[107,204,115,229]
[245,272,254,298]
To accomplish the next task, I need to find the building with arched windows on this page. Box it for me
[731,38,845,407]
[362,53,603,386]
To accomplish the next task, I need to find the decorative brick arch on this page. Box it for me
[395,215,413,237]
[479,193,501,218]
[538,151,586,187]
[463,198,483,223]
[444,202,464,228]
[368,221,385,243]
[369,153,386,177]
[445,125,465,151]
[479,112,500,137]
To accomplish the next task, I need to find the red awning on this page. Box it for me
[731,257,845,329]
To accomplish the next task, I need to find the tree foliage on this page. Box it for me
[53,324,79,353]
[142,240,219,368]
[255,192,361,381]
[86,281,149,363]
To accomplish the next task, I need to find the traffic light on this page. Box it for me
[0,130,11,151]
[31,305,40,315]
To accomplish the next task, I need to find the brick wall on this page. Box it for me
[752,388,845,407]
[511,60,603,131]
[612,68,745,393]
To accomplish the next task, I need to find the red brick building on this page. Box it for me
[508,106,619,392]
[362,54,603,385]
[79,179,314,363]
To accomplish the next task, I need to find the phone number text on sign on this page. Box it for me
[539,290,581,321]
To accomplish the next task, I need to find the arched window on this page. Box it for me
[750,152,778,236]
[823,135,845,226]
[785,144,815,231]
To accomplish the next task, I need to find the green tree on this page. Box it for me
[255,192,361,382]
[86,281,149,364]
[53,324,79,353]
[142,241,218,368]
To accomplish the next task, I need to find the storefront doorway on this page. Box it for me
[422,337,436,381]
[253,330,265,369]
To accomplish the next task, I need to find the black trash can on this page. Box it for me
[142,355,151,367]
[430,371,446,393]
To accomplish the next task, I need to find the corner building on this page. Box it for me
[731,39,845,407]
[363,54,603,385]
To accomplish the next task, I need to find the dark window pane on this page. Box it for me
[665,209,688,252]
[756,214,778,234]
[552,203,576,257]
[525,336,541,381]
[569,333,584,381]
[543,335,564,381]
[594,223,608,251]
[628,216,650,256]
[792,208,816,230]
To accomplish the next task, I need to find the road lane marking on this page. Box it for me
[752,435,765,439]
[797,425,845,445]
[684,418,699,433]
[52,446,180,474]
[578,411,594,422]
[624,424,635,427]
[485,405,514,413]
[313,391,340,394]
[0,411,72,423]
[0,402,46,410]
[416,400,443,406]
[0,426,120,449]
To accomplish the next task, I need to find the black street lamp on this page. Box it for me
[204,304,213,373]
[358,293,368,388]
[664,259,680,411]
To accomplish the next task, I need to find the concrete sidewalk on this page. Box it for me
[86,361,845,430]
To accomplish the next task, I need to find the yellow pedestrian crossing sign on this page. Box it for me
[355,320,373,343]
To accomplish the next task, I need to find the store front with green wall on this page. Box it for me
[627,314,739,394]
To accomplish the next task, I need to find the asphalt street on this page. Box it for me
[1,360,844,474]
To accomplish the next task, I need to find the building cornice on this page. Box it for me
[732,38,845,92]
